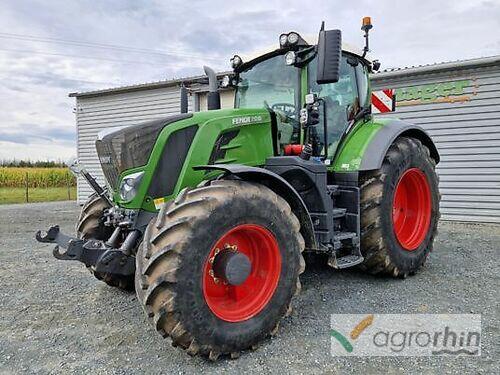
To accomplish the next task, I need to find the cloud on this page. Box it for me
[0,0,499,160]
[0,124,75,144]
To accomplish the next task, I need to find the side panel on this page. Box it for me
[331,118,384,172]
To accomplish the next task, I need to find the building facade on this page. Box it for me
[71,55,500,223]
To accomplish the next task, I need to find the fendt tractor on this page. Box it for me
[37,18,440,359]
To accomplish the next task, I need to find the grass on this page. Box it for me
[0,187,77,204]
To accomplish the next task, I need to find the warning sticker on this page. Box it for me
[153,197,165,209]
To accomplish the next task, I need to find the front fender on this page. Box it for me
[193,164,317,251]
[359,119,440,170]
[333,119,440,172]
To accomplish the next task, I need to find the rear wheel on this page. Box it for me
[76,193,134,290]
[135,180,305,359]
[359,137,440,277]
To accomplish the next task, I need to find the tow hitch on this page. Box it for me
[35,225,136,277]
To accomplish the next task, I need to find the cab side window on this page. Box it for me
[356,63,370,108]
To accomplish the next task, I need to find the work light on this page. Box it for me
[279,33,288,47]
[284,51,296,65]
[221,75,231,88]
[287,32,299,45]
[231,55,242,69]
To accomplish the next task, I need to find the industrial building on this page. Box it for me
[70,55,500,223]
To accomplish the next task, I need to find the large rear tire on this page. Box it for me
[359,137,440,277]
[135,180,305,359]
[76,193,134,290]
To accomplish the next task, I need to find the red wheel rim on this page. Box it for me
[202,224,281,322]
[392,168,432,251]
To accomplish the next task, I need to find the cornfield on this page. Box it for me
[0,167,76,188]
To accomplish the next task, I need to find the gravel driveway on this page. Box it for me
[0,201,498,374]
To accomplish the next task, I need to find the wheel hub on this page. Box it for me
[211,246,252,286]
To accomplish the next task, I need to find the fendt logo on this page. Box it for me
[231,115,263,125]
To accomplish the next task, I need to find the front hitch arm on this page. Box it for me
[35,225,135,276]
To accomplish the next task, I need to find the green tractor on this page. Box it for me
[36,19,440,359]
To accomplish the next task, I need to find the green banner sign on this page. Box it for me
[395,79,471,105]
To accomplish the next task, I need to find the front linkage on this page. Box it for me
[36,225,136,278]
[35,165,138,281]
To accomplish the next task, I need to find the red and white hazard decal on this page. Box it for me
[372,89,395,113]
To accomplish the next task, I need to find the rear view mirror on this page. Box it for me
[316,28,342,84]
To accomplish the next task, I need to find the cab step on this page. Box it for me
[330,254,364,269]
[328,231,363,269]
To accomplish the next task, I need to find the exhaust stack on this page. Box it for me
[180,84,188,113]
[203,66,221,110]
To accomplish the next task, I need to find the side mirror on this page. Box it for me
[316,29,342,84]
[68,159,83,176]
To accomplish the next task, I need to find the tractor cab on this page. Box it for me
[224,19,379,163]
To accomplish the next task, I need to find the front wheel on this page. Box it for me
[359,136,440,277]
[135,180,305,359]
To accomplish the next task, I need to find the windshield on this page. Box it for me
[235,54,300,120]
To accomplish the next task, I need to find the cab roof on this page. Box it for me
[239,34,372,65]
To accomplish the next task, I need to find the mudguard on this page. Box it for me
[359,119,440,171]
[333,119,440,172]
[193,164,317,251]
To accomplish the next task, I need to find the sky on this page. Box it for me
[0,0,499,161]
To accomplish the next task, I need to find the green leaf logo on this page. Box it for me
[331,314,374,352]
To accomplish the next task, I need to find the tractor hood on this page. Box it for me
[100,107,273,211]
[95,113,192,188]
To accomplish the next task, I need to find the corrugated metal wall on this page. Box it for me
[76,86,193,203]
[371,64,500,223]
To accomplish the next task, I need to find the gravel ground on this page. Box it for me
[0,201,498,374]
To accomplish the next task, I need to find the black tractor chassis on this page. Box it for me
[264,157,363,268]
[199,157,364,269]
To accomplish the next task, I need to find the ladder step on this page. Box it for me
[334,255,364,269]
[333,231,357,241]
[332,208,347,219]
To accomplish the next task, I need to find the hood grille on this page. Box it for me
[94,113,193,190]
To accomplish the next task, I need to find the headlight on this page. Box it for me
[287,32,299,45]
[284,51,296,66]
[119,171,144,202]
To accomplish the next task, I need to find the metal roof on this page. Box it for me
[70,55,500,98]
[69,71,232,98]
[371,55,500,80]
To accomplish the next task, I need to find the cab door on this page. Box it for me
[308,54,370,160]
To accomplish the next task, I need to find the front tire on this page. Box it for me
[359,137,440,277]
[135,180,305,359]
